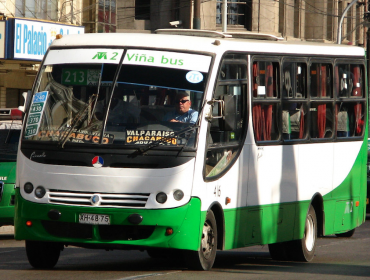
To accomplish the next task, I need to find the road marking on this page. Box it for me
[117,271,180,280]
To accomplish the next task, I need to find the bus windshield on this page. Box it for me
[23,48,211,149]
[0,109,22,162]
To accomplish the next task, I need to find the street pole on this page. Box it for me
[337,0,359,44]
[193,0,201,29]
[222,0,227,32]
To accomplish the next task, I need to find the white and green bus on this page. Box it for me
[0,108,23,226]
[15,30,368,270]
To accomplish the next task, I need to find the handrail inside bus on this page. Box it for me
[155,29,284,41]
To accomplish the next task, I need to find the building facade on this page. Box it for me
[117,0,366,46]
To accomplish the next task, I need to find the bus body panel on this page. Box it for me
[324,138,368,235]
[15,192,203,251]
[17,154,196,209]
[220,138,367,249]
[246,141,362,206]
[0,162,16,224]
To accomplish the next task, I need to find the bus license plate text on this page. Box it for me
[79,213,110,225]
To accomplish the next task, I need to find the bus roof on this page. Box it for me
[50,32,365,58]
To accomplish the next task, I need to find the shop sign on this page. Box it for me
[13,19,84,61]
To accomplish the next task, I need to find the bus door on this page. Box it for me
[203,54,248,248]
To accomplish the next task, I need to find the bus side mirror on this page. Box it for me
[222,95,236,131]
[205,95,236,131]
[18,90,32,112]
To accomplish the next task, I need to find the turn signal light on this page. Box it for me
[56,34,63,39]
[355,201,359,207]
[165,228,173,235]
[225,197,231,205]
[26,221,32,227]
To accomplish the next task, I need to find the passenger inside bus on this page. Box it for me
[162,91,198,124]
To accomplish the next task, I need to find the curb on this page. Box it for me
[0,226,14,234]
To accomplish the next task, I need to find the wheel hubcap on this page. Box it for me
[201,220,215,259]
[305,214,315,251]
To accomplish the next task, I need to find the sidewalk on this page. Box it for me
[0,226,14,234]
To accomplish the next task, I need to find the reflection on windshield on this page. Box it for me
[24,51,208,150]
[0,121,22,161]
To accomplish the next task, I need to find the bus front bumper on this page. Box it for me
[14,189,202,251]
[0,183,15,225]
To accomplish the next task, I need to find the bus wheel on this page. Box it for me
[289,205,317,262]
[335,228,355,238]
[26,240,62,269]
[186,210,217,270]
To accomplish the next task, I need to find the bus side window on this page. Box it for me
[335,64,365,138]
[205,55,247,179]
[252,60,280,142]
[310,63,334,139]
[282,61,308,141]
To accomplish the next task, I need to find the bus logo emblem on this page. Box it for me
[92,156,104,168]
[92,52,107,60]
[90,194,101,206]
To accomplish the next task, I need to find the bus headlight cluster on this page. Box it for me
[35,186,46,198]
[23,183,46,199]
[24,182,34,194]
[173,190,184,201]
[156,192,167,204]
[155,190,184,204]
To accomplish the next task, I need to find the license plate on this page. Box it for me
[79,213,110,225]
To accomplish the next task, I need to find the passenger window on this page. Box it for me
[252,60,280,142]
[283,62,306,98]
[310,103,334,139]
[205,54,248,179]
[310,62,334,139]
[282,102,307,140]
[335,64,363,98]
[282,61,307,140]
[335,63,365,138]
[336,102,364,137]
[310,63,332,98]
[252,61,279,99]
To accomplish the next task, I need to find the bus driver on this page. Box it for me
[163,91,198,124]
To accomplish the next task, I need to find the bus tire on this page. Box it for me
[186,210,217,270]
[26,240,61,269]
[335,228,355,238]
[289,205,317,262]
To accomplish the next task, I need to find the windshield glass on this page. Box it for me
[0,110,22,161]
[23,48,211,150]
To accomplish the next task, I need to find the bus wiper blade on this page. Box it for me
[58,94,97,148]
[130,125,199,157]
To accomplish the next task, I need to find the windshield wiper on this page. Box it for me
[130,125,199,157]
[58,94,97,148]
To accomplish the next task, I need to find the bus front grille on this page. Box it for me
[99,225,155,240]
[48,189,150,208]
[42,220,93,239]
[41,220,155,241]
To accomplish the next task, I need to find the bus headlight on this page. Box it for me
[156,192,167,204]
[35,186,46,198]
[24,182,34,194]
[173,190,184,201]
